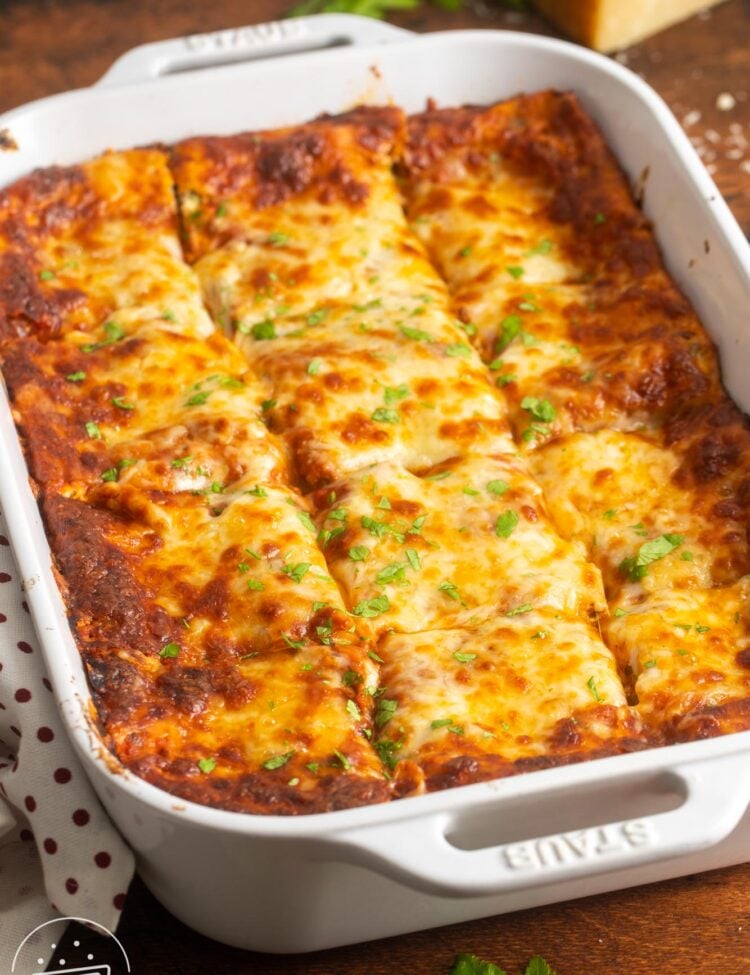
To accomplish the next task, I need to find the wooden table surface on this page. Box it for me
[1,0,749,972]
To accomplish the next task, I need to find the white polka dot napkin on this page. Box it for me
[0,506,134,971]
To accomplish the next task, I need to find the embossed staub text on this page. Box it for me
[501,820,656,871]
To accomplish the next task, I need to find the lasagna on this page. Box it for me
[0,93,746,815]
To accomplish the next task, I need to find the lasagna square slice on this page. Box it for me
[0,150,213,343]
[401,92,722,445]
[376,611,643,797]
[312,455,606,635]
[606,582,750,740]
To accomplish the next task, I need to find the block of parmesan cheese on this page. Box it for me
[532,0,728,52]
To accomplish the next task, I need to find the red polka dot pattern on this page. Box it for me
[0,507,134,925]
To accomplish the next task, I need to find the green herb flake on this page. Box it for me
[439,580,461,602]
[333,750,352,771]
[267,232,289,247]
[101,467,119,483]
[613,607,629,618]
[81,320,125,353]
[587,676,602,703]
[495,315,522,353]
[681,550,694,561]
[431,718,452,729]
[66,371,86,383]
[506,265,525,280]
[495,510,519,539]
[38,269,56,281]
[459,245,473,258]
[353,594,391,618]
[375,698,398,728]
[346,699,361,720]
[384,384,410,405]
[263,751,295,771]
[245,485,268,497]
[603,508,618,520]
[376,496,391,510]
[450,952,509,975]
[186,391,210,407]
[620,533,684,582]
[251,319,277,340]
[506,603,533,617]
[376,562,407,586]
[487,479,510,496]
[371,407,400,424]
[453,650,477,663]
[261,398,277,412]
[427,470,452,481]
[368,649,385,664]
[307,359,322,375]
[521,396,556,423]
[348,546,370,562]
[643,659,657,669]
[246,579,265,592]
[444,342,472,358]
[159,641,181,659]
[111,396,135,411]
[84,421,102,440]
[297,510,316,532]
[282,562,311,584]
[594,212,607,224]
[197,757,216,774]
[529,239,553,256]
[306,308,328,326]
[405,548,421,571]
[399,323,432,342]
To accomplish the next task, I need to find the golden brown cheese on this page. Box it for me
[312,455,605,636]
[170,108,514,488]
[400,91,750,741]
[0,149,390,814]
[378,613,643,797]
[401,92,722,448]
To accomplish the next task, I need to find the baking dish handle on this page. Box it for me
[96,14,412,88]
[329,752,750,898]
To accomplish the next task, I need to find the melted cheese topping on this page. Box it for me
[379,612,639,796]
[313,456,605,635]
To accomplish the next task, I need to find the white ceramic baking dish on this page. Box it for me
[2,14,750,953]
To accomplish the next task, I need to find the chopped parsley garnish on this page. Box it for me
[343,669,362,687]
[186,391,210,406]
[297,510,316,532]
[405,548,421,571]
[82,320,125,353]
[375,698,398,728]
[432,718,452,729]
[587,676,602,702]
[495,315,522,353]
[361,515,404,542]
[246,579,265,591]
[376,562,408,586]
[506,265,525,279]
[346,699,361,720]
[531,630,549,640]
[374,738,401,771]
[594,212,607,224]
[251,320,277,340]
[66,371,86,382]
[39,269,56,281]
[427,470,452,481]
[267,232,289,247]
[171,456,192,468]
[306,308,328,326]
[620,533,684,581]
[100,457,135,482]
[333,750,352,771]
[506,603,533,617]
[487,479,510,496]
[439,580,461,602]
[161,309,177,322]
[353,594,390,618]
[463,486,480,496]
[348,546,370,562]
[261,398,277,412]
[630,522,648,537]
[445,342,472,358]
[111,396,135,411]
[263,751,295,770]
[197,757,216,774]
[246,485,268,497]
[384,384,409,405]
[695,624,710,633]
[368,649,385,663]
[371,407,400,424]
[399,323,432,342]
[643,659,657,669]
[282,633,305,650]
[603,508,618,520]
[282,562,311,583]
[613,607,628,617]
[159,641,181,659]
[459,245,473,258]
[529,239,553,255]
[681,550,694,561]
[453,650,476,663]
[495,510,519,538]
[376,496,391,510]
[84,421,102,440]
[307,359,322,375]
[521,396,556,423]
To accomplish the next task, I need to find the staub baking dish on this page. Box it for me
[2,14,750,953]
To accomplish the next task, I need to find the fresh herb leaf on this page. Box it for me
[66,371,86,382]
[353,594,391,618]
[263,751,295,770]
[521,396,556,423]
[620,533,684,581]
[495,510,519,538]
[159,641,180,659]
[197,757,216,774]
[487,479,510,496]
[349,546,370,562]
[84,421,102,440]
[372,407,400,424]
[450,952,508,975]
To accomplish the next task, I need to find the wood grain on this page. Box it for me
[1,0,748,971]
